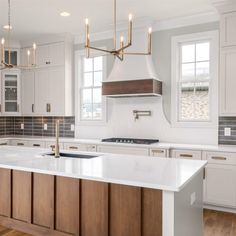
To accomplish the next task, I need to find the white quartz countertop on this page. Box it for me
[0,146,206,192]
[2,136,236,153]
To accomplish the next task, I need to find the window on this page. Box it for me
[171,31,218,127]
[75,50,107,125]
[81,56,103,120]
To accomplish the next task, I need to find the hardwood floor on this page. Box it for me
[204,209,236,236]
[0,210,235,236]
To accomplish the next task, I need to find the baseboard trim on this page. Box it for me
[204,204,236,214]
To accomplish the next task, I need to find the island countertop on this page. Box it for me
[0,146,207,192]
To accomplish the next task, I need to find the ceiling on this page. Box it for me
[0,0,216,41]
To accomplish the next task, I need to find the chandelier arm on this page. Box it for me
[113,0,117,50]
[86,46,112,54]
[116,42,132,53]
[121,52,151,56]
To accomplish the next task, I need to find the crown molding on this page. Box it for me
[211,0,236,13]
[74,11,219,45]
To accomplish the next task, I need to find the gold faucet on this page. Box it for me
[54,120,60,158]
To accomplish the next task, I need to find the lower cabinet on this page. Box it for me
[0,168,162,236]
[97,145,149,156]
[149,148,168,157]
[64,142,96,152]
[203,151,236,208]
[171,149,202,160]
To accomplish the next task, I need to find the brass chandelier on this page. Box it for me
[0,0,36,70]
[85,0,152,61]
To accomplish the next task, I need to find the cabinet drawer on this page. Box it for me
[149,149,167,157]
[45,141,64,150]
[97,145,149,156]
[0,140,9,146]
[10,140,29,147]
[171,149,202,160]
[64,143,96,152]
[28,141,46,148]
[203,151,236,165]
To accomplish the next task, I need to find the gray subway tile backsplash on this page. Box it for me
[219,116,236,145]
[0,116,75,138]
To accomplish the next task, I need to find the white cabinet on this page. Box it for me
[21,71,35,115]
[1,70,21,116]
[0,139,9,146]
[203,151,236,208]
[10,139,29,147]
[221,12,236,47]
[27,140,46,148]
[45,141,64,150]
[34,67,69,116]
[220,47,236,115]
[36,42,65,68]
[171,149,202,160]
[97,145,149,156]
[149,148,168,157]
[21,40,73,117]
[64,143,96,152]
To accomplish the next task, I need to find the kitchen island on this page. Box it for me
[0,146,206,236]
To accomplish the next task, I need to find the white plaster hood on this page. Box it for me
[102,29,162,97]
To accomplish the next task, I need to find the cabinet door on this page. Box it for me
[204,164,236,208]
[48,68,65,115]
[97,145,149,156]
[221,12,236,47]
[171,149,202,160]
[220,47,236,115]
[64,143,96,152]
[49,42,64,67]
[2,71,21,115]
[35,70,49,115]
[36,44,49,67]
[21,71,35,115]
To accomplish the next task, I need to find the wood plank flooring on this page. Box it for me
[0,210,235,236]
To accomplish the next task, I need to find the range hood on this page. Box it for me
[102,54,162,97]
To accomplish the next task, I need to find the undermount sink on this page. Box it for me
[43,152,98,159]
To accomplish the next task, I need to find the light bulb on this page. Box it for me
[33,43,36,50]
[85,18,89,25]
[120,36,124,43]
[148,27,152,34]
[27,50,31,56]
[1,38,5,45]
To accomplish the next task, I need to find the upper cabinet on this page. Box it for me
[1,70,21,116]
[221,12,236,47]
[21,40,73,116]
[219,8,236,116]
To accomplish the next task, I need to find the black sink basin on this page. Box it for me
[43,152,98,159]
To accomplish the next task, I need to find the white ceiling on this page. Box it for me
[0,0,216,41]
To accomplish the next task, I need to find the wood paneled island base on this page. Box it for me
[0,168,162,236]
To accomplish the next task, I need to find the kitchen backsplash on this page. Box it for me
[0,116,75,138]
[219,116,236,145]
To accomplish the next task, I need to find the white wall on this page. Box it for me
[74,22,219,145]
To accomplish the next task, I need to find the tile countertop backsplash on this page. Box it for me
[219,116,236,145]
[0,116,75,138]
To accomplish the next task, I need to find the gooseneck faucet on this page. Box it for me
[55,120,60,158]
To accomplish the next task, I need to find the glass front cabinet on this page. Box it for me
[1,70,21,115]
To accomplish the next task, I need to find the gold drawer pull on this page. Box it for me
[152,150,164,153]
[179,154,193,158]
[0,143,7,146]
[33,144,40,147]
[69,146,78,150]
[17,143,24,146]
[211,156,227,161]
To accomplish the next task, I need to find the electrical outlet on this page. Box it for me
[44,123,48,130]
[190,192,196,205]
[20,123,24,130]
[71,124,75,131]
[224,127,231,136]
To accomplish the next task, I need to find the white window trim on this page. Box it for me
[75,48,107,126]
[171,30,219,128]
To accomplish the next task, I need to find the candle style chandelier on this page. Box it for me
[85,0,152,61]
[0,0,36,70]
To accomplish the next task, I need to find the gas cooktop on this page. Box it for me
[101,138,159,145]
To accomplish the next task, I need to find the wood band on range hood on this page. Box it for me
[102,79,162,97]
